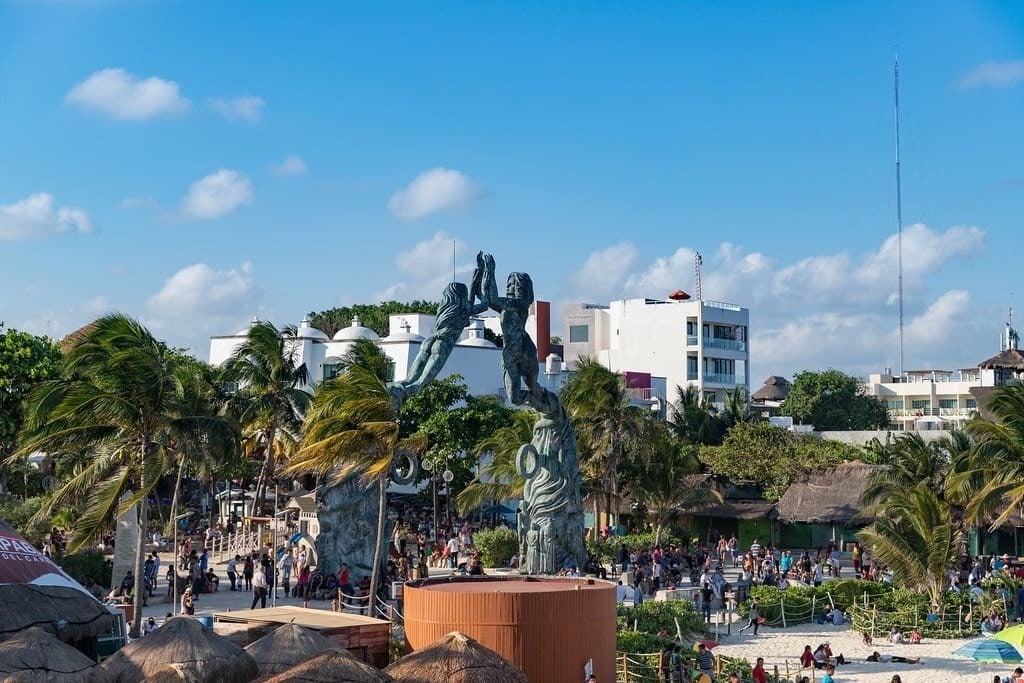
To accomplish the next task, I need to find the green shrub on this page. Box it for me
[0,496,48,545]
[59,550,112,588]
[587,531,691,564]
[473,527,518,567]
[617,598,707,638]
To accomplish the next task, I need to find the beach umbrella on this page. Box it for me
[995,624,1024,648]
[263,650,393,682]
[0,519,114,641]
[244,622,344,676]
[385,631,527,683]
[953,638,1023,663]
[100,616,258,682]
[0,626,112,682]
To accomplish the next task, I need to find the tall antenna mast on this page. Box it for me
[694,251,703,300]
[894,53,905,377]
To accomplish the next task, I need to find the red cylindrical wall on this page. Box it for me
[404,576,616,683]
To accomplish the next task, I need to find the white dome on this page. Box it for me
[457,319,497,348]
[297,316,329,341]
[332,315,380,342]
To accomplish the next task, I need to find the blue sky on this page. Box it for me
[1,1,1022,381]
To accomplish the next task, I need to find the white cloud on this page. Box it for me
[388,167,478,221]
[562,223,989,379]
[270,154,307,176]
[144,262,260,351]
[567,243,639,300]
[177,169,253,220]
[373,231,474,302]
[65,68,190,121]
[957,60,1024,89]
[0,192,92,240]
[208,95,265,123]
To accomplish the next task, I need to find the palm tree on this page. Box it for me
[11,314,235,638]
[669,385,727,446]
[629,418,722,545]
[961,385,1024,530]
[560,356,644,530]
[286,364,425,610]
[221,322,310,516]
[860,432,949,509]
[858,485,961,607]
[456,408,534,515]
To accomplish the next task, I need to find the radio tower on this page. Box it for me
[695,252,703,301]
[894,54,905,377]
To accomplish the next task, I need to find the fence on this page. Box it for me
[615,651,814,683]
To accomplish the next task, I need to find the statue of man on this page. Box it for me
[482,258,543,408]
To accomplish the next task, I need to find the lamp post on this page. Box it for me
[171,512,190,616]
[421,456,453,548]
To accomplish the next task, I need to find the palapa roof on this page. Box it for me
[100,616,257,683]
[775,461,883,524]
[689,500,778,520]
[751,376,790,402]
[0,519,114,641]
[384,631,527,683]
[0,626,112,682]
[979,348,1024,370]
[244,623,344,677]
[263,649,393,683]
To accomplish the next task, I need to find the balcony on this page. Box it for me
[687,335,699,346]
[703,373,744,386]
[627,387,665,401]
[702,337,746,352]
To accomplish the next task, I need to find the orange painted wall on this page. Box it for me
[404,577,616,683]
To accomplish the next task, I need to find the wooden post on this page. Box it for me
[621,653,627,681]
[780,596,787,628]
[811,594,816,624]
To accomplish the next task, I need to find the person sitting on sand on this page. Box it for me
[862,631,873,646]
[866,651,920,664]
[821,642,847,665]
[887,625,904,643]
[909,627,922,644]
[800,645,822,670]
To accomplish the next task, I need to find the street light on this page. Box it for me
[421,457,453,547]
[171,512,190,616]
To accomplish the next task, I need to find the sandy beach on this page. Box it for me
[713,621,1017,683]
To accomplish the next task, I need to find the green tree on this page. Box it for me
[10,314,236,638]
[698,422,855,501]
[560,357,645,528]
[628,418,722,545]
[286,364,424,609]
[858,485,960,607]
[456,408,534,515]
[860,432,949,507]
[308,301,438,338]
[0,328,61,486]
[780,369,889,431]
[960,385,1024,530]
[668,385,727,446]
[221,321,310,516]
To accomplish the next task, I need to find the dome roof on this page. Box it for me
[457,319,497,348]
[332,315,380,342]
[383,319,425,343]
[297,316,329,341]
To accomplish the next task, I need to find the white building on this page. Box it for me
[210,314,507,397]
[862,320,1024,431]
[562,296,750,410]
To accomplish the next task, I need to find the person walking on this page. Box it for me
[250,564,268,610]
[243,554,254,591]
[739,597,762,634]
[226,555,239,591]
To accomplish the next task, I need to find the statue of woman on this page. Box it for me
[483,264,542,407]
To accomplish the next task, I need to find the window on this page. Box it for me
[568,325,590,343]
[687,356,698,380]
[966,399,977,409]
[713,325,734,340]
[938,398,957,409]
[886,400,903,410]
[686,321,697,336]
[911,399,930,410]
[323,363,342,380]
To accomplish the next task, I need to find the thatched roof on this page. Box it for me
[100,616,258,682]
[245,623,344,677]
[384,631,527,683]
[688,500,777,521]
[0,626,112,682]
[751,376,790,402]
[979,348,1024,370]
[775,462,883,524]
[263,650,393,683]
[0,519,114,640]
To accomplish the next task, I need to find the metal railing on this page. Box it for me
[703,337,747,352]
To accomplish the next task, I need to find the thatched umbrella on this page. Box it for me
[384,631,527,683]
[0,519,113,641]
[0,626,112,682]
[263,650,393,683]
[244,623,344,677]
[100,616,257,682]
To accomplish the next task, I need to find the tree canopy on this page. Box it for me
[308,301,438,338]
[780,369,889,431]
[0,327,61,457]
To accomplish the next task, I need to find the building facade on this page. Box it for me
[562,297,750,410]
